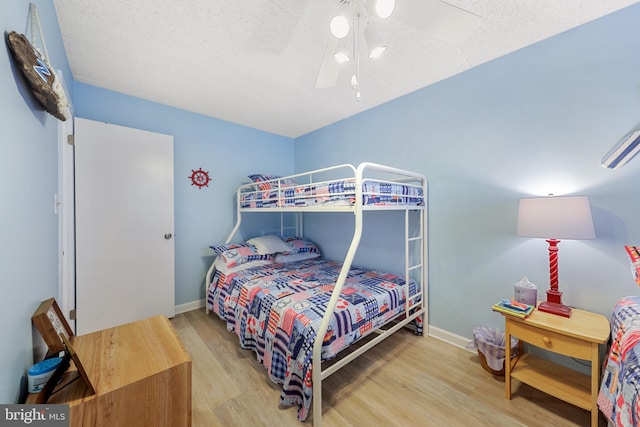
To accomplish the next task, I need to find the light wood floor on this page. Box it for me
[171,309,605,426]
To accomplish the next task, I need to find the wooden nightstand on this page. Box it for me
[501,304,609,427]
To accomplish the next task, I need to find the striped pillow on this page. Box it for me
[210,243,272,269]
[248,174,297,191]
[283,237,321,255]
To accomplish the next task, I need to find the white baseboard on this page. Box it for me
[428,325,475,354]
[175,299,205,315]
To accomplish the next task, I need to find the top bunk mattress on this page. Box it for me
[240,163,426,210]
[240,179,424,208]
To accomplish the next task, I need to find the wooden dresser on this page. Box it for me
[29,315,192,426]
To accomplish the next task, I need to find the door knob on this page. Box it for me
[164,233,173,240]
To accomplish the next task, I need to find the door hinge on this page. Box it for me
[69,309,76,320]
[67,134,74,145]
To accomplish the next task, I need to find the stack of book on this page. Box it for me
[492,299,534,318]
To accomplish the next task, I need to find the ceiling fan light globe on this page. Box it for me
[330,15,350,39]
[375,0,396,19]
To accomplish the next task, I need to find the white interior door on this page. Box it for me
[75,118,175,335]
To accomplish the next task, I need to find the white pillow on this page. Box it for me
[246,235,291,255]
[274,252,321,263]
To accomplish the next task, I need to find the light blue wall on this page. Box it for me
[295,3,640,348]
[1,0,73,403]
[3,0,640,405]
[72,83,295,305]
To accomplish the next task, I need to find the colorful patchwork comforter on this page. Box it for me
[598,296,640,426]
[240,179,424,208]
[206,257,420,420]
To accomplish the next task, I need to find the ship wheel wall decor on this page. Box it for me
[189,168,211,189]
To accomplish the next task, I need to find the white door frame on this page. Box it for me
[57,73,75,332]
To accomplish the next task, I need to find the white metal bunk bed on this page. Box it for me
[204,162,428,426]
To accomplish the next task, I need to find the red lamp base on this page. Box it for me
[536,238,573,317]
[538,301,572,317]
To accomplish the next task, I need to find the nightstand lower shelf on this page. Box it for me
[511,353,590,410]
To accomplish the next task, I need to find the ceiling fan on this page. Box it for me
[315,0,483,94]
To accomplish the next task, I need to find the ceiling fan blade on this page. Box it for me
[247,0,309,53]
[394,0,483,45]
[315,36,341,88]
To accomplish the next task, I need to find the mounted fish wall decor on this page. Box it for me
[5,4,69,121]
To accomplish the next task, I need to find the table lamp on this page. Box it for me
[516,195,595,317]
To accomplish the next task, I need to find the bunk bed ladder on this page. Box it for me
[404,206,426,334]
[279,211,302,238]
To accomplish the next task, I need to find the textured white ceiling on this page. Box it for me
[53,0,639,138]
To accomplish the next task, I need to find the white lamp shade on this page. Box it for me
[517,196,595,240]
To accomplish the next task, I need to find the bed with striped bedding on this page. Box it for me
[598,296,640,425]
[205,162,427,427]
[206,257,421,421]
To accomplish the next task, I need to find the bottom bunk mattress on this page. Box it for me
[598,296,640,426]
[206,257,421,420]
